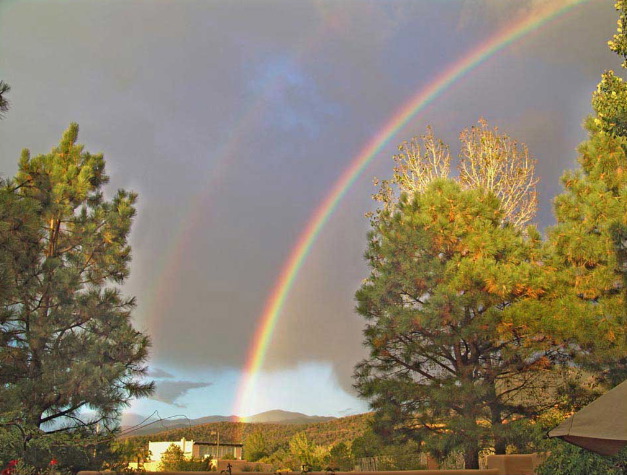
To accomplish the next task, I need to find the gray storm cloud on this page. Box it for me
[459,0,616,75]
[0,0,618,407]
[460,0,577,25]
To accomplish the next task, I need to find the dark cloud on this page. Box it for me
[0,0,621,414]
[150,381,213,408]
[459,0,617,77]
[460,0,585,26]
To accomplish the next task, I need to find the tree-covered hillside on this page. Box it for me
[123,413,371,449]
[120,413,429,471]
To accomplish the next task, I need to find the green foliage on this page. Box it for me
[288,432,329,470]
[353,6,627,462]
[354,176,561,468]
[362,437,423,470]
[244,431,269,462]
[591,72,627,137]
[158,444,212,471]
[124,415,371,459]
[159,444,186,471]
[0,180,39,338]
[0,123,153,432]
[608,0,627,67]
[351,427,426,470]
[351,429,382,459]
[327,442,353,471]
[120,411,568,472]
[5,460,37,475]
[106,438,153,471]
[544,0,627,387]
[0,425,125,474]
[0,80,9,117]
[177,458,213,471]
[257,447,295,471]
[239,463,264,472]
[537,441,627,475]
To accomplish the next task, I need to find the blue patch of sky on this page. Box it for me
[245,54,341,140]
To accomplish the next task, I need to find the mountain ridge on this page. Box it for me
[121,409,338,436]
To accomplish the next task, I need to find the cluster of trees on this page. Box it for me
[354,1,627,470]
[245,427,424,471]
[0,86,153,471]
[122,415,432,471]
[125,415,371,460]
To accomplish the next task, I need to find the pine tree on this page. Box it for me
[0,124,153,435]
[0,81,10,118]
[546,0,627,387]
[355,174,557,469]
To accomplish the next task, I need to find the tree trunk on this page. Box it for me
[494,436,507,455]
[464,448,479,469]
[490,404,507,454]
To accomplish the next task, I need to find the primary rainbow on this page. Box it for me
[234,0,592,416]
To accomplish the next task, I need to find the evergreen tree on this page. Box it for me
[159,444,186,471]
[354,175,558,469]
[328,442,353,471]
[0,124,153,436]
[545,0,627,387]
[0,81,10,118]
[245,430,269,462]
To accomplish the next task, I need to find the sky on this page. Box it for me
[0,0,622,424]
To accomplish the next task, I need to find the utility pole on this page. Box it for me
[211,430,221,460]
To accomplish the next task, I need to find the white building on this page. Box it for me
[148,437,195,467]
[134,438,244,471]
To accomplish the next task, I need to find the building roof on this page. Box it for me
[194,441,243,447]
[549,379,627,456]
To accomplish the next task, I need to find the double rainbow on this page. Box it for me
[234,0,593,417]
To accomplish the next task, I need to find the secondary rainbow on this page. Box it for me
[234,0,592,417]
[139,19,334,349]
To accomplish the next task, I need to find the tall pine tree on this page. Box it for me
[545,0,627,387]
[0,124,153,435]
[354,125,557,468]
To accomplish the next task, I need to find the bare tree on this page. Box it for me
[373,119,538,228]
[459,119,538,228]
[372,127,450,214]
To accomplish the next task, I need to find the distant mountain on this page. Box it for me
[244,410,336,424]
[121,410,336,436]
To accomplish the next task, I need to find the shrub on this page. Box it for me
[537,441,627,475]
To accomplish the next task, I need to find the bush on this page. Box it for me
[0,426,122,474]
[159,445,212,472]
[537,441,627,475]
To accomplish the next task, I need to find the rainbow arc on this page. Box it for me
[233,0,592,418]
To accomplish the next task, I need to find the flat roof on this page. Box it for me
[194,442,243,447]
